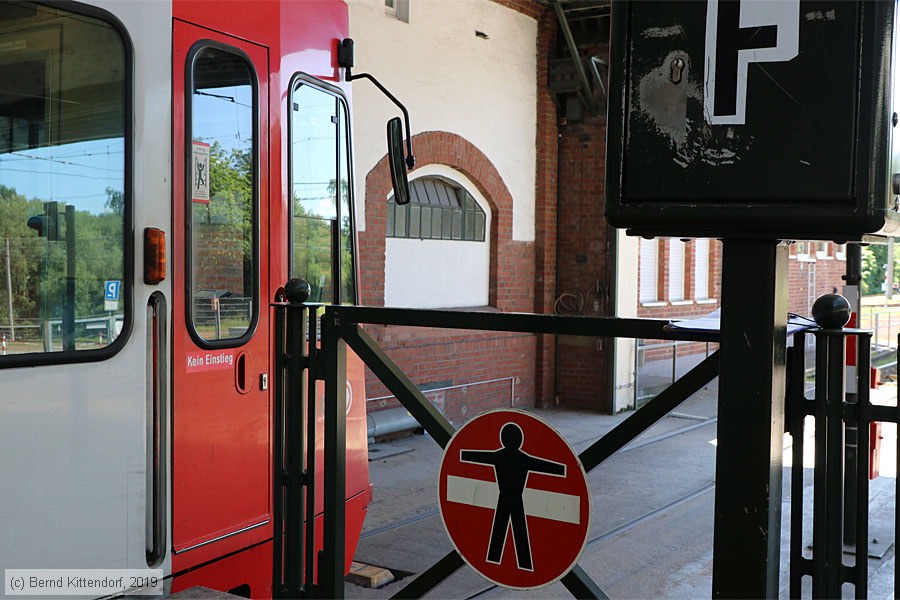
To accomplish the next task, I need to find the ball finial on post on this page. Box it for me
[284,278,311,304]
[811,293,851,330]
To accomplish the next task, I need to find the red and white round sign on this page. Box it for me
[438,410,591,590]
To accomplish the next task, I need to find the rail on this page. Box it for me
[273,285,895,598]
[859,304,900,350]
[634,339,714,407]
[271,287,720,599]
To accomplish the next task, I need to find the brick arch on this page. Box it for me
[359,131,520,310]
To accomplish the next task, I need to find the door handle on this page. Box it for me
[235,351,251,394]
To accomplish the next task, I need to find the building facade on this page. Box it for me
[348,0,847,422]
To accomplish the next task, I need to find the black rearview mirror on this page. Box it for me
[387,117,410,205]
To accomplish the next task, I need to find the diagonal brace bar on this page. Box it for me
[342,323,456,448]
[561,564,610,600]
[579,351,719,472]
[390,550,466,600]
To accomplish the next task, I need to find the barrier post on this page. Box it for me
[712,239,787,598]
[319,307,346,599]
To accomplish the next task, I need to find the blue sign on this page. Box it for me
[104,280,121,301]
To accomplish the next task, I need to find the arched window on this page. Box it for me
[384,172,491,308]
[387,177,486,242]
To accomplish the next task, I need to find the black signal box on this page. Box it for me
[604,1,899,240]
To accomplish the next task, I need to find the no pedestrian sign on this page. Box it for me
[438,410,591,590]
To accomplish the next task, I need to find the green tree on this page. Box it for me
[0,185,43,328]
[861,243,900,295]
[193,141,253,297]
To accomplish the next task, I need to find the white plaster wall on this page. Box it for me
[349,0,537,241]
[385,165,491,308]
[613,230,639,412]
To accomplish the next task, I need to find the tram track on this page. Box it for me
[359,417,718,548]
[359,416,717,543]
[463,480,716,599]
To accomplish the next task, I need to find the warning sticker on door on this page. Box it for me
[191,141,210,204]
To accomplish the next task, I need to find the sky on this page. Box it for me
[0,138,124,214]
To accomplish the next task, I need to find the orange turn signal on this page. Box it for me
[144,227,167,284]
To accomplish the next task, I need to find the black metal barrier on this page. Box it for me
[272,295,719,599]
[272,295,898,598]
[786,328,900,598]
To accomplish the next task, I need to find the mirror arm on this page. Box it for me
[346,68,416,170]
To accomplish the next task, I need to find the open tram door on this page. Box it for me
[171,20,273,581]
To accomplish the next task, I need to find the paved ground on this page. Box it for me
[346,378,899,599]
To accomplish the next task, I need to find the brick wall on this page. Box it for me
[193,225,244,293]
[553,114,615,411]
[533,6,558,407]
[636,240,846,321]
[358,130,539,421]
[634,241,845,363]
[354,0,562,420]
[786,244,848,317]
[636,239,723,321]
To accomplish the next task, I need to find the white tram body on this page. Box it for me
[0,1,371,596]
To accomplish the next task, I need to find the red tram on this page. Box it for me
[0,1,373,596]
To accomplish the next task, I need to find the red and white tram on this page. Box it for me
[0,1,374,596]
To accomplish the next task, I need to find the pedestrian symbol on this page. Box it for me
[438,410,591,590]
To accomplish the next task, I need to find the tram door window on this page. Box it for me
[290,79,356,305]
[188,48,257,341]
[0,3,127,357]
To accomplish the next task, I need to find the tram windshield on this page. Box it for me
[0,3,126,356]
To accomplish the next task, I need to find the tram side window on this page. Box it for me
[189,48,257,343]
[0,4,127,357]
[290,80,356,305]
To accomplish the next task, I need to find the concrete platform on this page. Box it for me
[347,380,899,599]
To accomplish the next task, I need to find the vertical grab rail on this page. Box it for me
[854,332,871,598]
[146,292,167,568]
[272,301,286,597]
[273,290,313,598]
[305,307,318,592]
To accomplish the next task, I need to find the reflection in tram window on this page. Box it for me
[290,80,356,305]
[0,3,126,356]
[188,48,257,342]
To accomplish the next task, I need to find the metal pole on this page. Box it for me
[844,243,862,545]
[305,307,318,592]
[824,332,846,597]
[319,309,346,599]
[671,340,677,385]
[875,312,880,348]
[895,337,900,595]
[788,333,807,599]
[634,339,640,408]
[712,239,787,598]
[812,333,829,598]
[886,238,894,301]
[63,205,75,352]
[284,303,308,597]
[854,333,871,598]
[550,0,599,115]
[5,238,14,342]
[272,304,285,598]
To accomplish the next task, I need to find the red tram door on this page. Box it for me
[171,20,272,568]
